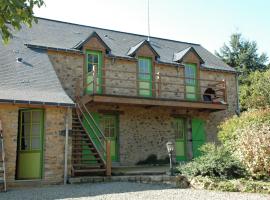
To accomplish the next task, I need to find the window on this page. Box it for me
[174,118,185,140]
[100,115,116,138]
[87,53,99,73]
[20,110,43,151]
[138,57,152,97]
[185,63,196,85]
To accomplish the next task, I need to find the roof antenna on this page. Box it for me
[147,0,150,41]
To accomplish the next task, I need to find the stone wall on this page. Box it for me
[0,104,72,186]
[48,51,84,100]
[87,104,209,165]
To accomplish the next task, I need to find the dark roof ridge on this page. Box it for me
[35,17,201,46]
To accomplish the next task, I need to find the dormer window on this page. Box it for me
[85,50,102,94]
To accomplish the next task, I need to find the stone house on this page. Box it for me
[0,18,238,186]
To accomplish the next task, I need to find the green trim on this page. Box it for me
[185,63,198,101]
[17,109,44,179]
[192,118,206,158]
[138,57,153,97]
[85,50,103,94]
[174,118,187,162]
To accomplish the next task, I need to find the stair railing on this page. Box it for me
[75,98,111,175]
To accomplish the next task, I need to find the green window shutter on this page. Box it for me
[191,118,205,158]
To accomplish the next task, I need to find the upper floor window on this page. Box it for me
[138,57,152,97]
[85,50,103,94]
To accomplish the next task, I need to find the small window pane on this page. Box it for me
[22,124,30,138]
[31,137,41,150]
[88,64,93,72]
[88,54,93,62]
[93,55,98,63]
[32,124,41,137]
[21,137,30,150]
[23,112,31,123]
[32,111,41,123]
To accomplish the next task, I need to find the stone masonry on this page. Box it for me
[0,104,72,186]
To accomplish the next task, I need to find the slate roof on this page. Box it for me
[0,33,74,106]
[17,17,234,72]
[173,47,204,63]
[0,17,235,104]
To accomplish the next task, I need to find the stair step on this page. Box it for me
[72,158,101,161]
[73,152,99,156]
[73,168,106,173]
[73,147,96,151]
[73,164,103,168]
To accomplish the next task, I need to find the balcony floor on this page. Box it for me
[81,94,227,111]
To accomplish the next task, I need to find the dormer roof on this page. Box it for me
[173,47,204,64]
[127,40,160,58]
[73,31,111,52]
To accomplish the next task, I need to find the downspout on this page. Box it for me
[64,107,70,184]
[235,72,240,116]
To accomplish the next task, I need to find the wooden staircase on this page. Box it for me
[71,100,111,177]
[0,120,7,192]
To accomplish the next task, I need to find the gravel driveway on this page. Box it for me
[0,182,269,200]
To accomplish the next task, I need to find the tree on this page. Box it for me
[215,33,268,79]
[0,0,44,43]
[240,70,270,110]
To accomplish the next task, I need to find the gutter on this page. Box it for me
[0,99,75,107]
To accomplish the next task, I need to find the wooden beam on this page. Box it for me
[106,140,111,176]
[90,95,227,110]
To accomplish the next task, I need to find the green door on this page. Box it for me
[100,114,119,162]
[85,50,102,94]
[192,118,206,158]
[138,57,152,97]
[83,113,119,162]
[174,118,187,161]
[185,63,197,100]
[17,109,44,179]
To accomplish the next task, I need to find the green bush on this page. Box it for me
[218,109,270,177]
[178,143,246,179]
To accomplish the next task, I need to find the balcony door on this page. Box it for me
[138,57,152,97]
[85,50,102,94]
[185,63,197,100]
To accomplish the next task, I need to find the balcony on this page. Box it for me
[81,67,228,111]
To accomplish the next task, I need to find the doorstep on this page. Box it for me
[68,175,176,186]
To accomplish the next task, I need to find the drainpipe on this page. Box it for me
[64,107,70,184]
[235,73,240,116]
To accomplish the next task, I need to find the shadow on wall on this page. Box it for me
[136,154,170,165]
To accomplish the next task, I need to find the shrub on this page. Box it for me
[178,143,246,179]
[218,109,270,177]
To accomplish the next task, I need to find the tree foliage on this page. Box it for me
[218,109,270,178]
[215,33,268,79]
[0,0,44,43]
[240,70,270,110]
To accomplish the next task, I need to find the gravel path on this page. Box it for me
[0,182,269,200]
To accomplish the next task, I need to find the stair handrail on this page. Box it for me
[75,100,107,164]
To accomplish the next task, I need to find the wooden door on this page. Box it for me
[174,118,187,161]
[17,109,44,179]
[185,63,197,100]
[138,57,152,97]
[85,50,102,94]
[192,118,206,158]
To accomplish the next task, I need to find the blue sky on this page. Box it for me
[34,0,270,59]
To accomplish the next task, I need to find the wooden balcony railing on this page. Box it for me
[84,66,227,104]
